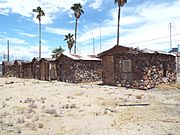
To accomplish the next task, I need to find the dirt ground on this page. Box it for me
[0,77,179,135]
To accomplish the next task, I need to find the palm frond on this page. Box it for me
[71,3,84,14]
[33,6,45,20]
[64,35,68,41]
[114,0,127,7]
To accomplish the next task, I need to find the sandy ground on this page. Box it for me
[0,77,179,135]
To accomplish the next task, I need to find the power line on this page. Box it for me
[169,22,172,50]
[79,39,180,51]
[130,40,180,47]
[124,33,180,46]
[78,34,180,51]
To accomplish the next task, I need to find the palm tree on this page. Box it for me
[64,33,75,53]
[33,6,45,58]
[115,0,127,46]
[71,3,84,54]
[52,46,65,58]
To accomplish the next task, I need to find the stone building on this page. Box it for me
[2,61,13,76]
[98,45,176,90]
[177,52,180,73]
[32,57,41,79]
[21,61,32,79]
[56,52,102,83]
[13,60,25,78]
[169,47,180,73]
[39,58,57,81]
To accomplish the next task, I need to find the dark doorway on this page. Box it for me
[59,64,64,81]
[103,56,114,85]
[163,61,167,77]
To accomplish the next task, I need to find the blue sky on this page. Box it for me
[0,0,180,63]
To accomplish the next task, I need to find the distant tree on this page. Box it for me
[114,0,127,45]
[71,3,84,54]
[64,33,75,54]
[33,6,45,58]
[52,46,65,58]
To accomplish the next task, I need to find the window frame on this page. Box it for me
[122,60,131,73]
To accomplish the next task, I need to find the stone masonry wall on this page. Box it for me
[113,53,176,90]
[57,56,102,83]
[74,61,102,83]
[56,56,75,82]
[2,65,14,77]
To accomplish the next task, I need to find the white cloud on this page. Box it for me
[0,44,52,62]
[0,0,179,58]
[78,25,115,43]
[20,33,37,38]
[0,37,27,44]
[0,8,10,15]
[89,0,102,10]
[9,38,27,44]
[79,0,180,53]
[46,27,73,35]
[0,0,87,24]
[0,0,39,17]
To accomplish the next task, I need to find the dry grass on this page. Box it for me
[97,98,118,107]
[136,94,144,99]
[72,91,84,96]
[157,82,180,90]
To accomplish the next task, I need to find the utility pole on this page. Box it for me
[169,22,175,51]
[99,19,102,53]
[92,32,95,55]
[7,40,9,62]
[39,20,41,58]
[169,22,172,50]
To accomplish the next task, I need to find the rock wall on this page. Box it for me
[32,61,41,80]
[40,60,57,81]
[177,55,180,73]
[56,56,75,82]
[56,56,102,83]
[74,61,102,83]
[103,53,176,90]
[13,64,22,78]
[22,63,32,79]
[2,65,14,77]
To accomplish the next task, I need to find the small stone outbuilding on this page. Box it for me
[2,61,13,76]
[32,57,41,80]
[177,52,180,73]
[13,60,25,78]
[98,45,176,90]
[169,47,180,73]
[39,58,57,81]
[56,52,102,83]
[22,61,32,79]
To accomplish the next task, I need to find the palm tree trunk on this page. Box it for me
[74,18,78,54]
[117,6,121,46]
[39,20,41,58]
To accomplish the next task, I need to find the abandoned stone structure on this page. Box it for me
[32,57,41,80]
[177,52,180,73]
[98,45,176,90]
[13,60,25,78]
[2,61,13,76]
[169,47,180,73]
[2,57,57,81]
[39,58,57,81]
[22,61,32,79]
[56,53,102,83]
